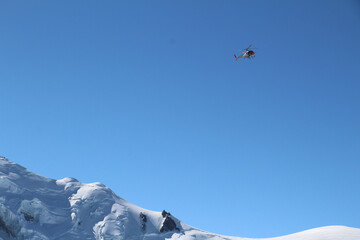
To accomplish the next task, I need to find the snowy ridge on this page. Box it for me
[0,156,359,240]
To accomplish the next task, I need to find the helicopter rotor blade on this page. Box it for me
[243,44,254,51]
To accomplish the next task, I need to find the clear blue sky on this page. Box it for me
[1,0,359,238]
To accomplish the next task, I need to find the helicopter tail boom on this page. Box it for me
[234,54,243,61]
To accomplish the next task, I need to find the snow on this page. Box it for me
[0,156,359,240]
[0,177,23,194]
[18,198,67,225]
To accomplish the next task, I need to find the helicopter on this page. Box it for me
[234,44,255,60]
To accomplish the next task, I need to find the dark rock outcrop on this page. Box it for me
[21,211,35,222]
[0,215,17,238]
[139,212,147,231]
[159,210,179,233]
[161,210,169,218]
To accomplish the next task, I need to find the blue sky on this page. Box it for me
[1,0,360,238]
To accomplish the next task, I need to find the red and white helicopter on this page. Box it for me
[234,44,256,60]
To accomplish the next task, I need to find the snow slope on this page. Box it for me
[0,156,359,240]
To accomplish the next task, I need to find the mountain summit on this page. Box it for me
[0,157,359,240]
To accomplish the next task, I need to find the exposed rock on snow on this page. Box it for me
[162,210,170,218]
[160,210,180,233]
[0,203,20,238]
[0,156,359,240]
[140,212,147,231]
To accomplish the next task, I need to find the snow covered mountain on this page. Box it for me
[0,156,359,240]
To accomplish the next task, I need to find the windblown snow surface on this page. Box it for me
[0,157,359,240]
